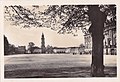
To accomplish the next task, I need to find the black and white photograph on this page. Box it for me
[0,0,120,82]
[3,4,117,79]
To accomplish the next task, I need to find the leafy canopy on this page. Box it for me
[4,5,116,35]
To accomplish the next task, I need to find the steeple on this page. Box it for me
[42,33,44,38]
[41,33,46,53]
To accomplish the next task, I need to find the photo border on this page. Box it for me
[0,0,120,82]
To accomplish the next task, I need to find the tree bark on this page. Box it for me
[88,5,107,77]
[91,30,105,77]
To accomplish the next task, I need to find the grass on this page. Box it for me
[5,66,117,78]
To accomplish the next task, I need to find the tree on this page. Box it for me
[4,35,9,55]
[27,42,35,54]
[9,44,15,54]
[79,44,85,54]
[4,5,116,76]
[46,45,53,54]
[44,5,116,77]
[79,44,85,48]
[87,5,107,76]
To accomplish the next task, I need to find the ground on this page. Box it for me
[4,54,117,78]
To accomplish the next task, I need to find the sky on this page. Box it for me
[4,5,85,48]
[4,21,84,48]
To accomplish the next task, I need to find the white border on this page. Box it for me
[0,0,120,82]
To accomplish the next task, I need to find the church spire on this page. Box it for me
[41,33,46,53]
[42,32,44,37]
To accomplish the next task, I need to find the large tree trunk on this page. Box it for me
[88,5,107,77]
[91,29,104,77]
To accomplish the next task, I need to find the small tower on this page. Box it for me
[41,33,46,53]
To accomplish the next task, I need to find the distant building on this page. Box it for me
[53,47,67,54]
[84,26,116,55]
[15,46,26,54]
[41,33,46,53]
[53,47,85,55]
[84,33,92,54]
[104,26,116,55]
[67,47,83,55]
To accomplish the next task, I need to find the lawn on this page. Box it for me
[4,54,117,78]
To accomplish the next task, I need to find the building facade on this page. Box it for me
[104,26,116,55]
[84,34,92,54]
[67,47,79,55]
[84,26,116,55]
[53,47,67,54]
[15,46,26,54]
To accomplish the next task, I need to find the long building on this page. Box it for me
[53,47,67,54]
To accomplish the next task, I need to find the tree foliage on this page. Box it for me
[4,5,45,28]
[4,5,116,35]
[27,42,35,53]
[4,35,9,55]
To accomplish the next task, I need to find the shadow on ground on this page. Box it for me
[5,66,117,78]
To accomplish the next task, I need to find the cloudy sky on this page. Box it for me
[4,5,85,48]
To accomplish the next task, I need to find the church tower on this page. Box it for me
[41,33,46,53]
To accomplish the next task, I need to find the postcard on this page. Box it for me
[0,0,120,82]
